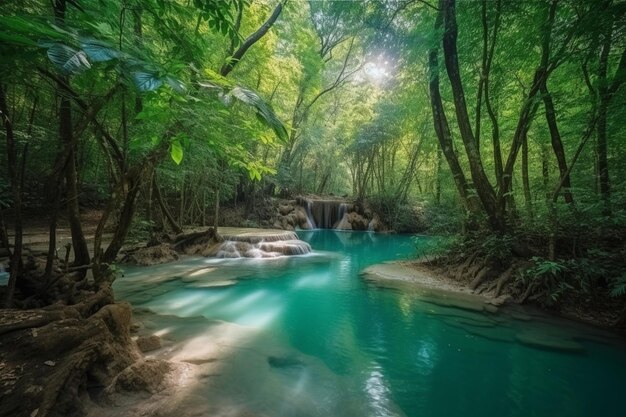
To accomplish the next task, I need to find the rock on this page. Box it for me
[348,212,369,230]
[92,302,134,335]
[106,359,171,394]
[130,322,142,333]
[368,217,382,232]
[294,207,309,226]
[136,335,161,353]
[278,204,293,216]
[122,244,179,266]
[187,279,238,288]
[268,355,304,369]
[43,360,55,367]
[280,217,295,231]
[515,331,585,354]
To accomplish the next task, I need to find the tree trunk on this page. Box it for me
[213,187,220,232]
[541,82,574,204]
[541,142,550,200]
[153,173,183,234]
[179,172,185,226]
[596,16,613,215]
[60,93,91,267]
[0,84,22,306]
[53,0,90,268]
[429,13,476,212]
[442,0,501,230]
[521,134,533,217]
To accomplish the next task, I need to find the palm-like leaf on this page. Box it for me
[46,43,91,74]
[230,86,288,142]
[132,71,163,92]
[80,38,120,62]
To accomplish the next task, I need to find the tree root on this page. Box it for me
[0,286,141,417]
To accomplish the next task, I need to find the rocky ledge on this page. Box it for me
[121,227,312,266]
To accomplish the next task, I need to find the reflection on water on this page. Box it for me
[116,230,626,417]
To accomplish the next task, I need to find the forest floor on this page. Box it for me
[1,209,110,260]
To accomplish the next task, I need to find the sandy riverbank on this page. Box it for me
[362,261,509,313]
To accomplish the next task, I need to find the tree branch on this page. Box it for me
[220,1,284,77]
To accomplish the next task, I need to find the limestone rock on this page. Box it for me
[121,244,179,266]
[105,359,171,394]
[136,335,162,353]
[278,204,293,216]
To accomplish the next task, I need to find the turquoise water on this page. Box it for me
[117,231,626,417]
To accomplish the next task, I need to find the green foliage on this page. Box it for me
[170,138,184,165]
[518,257,571,304]
[527,257,566,279]
[610,274,626,298]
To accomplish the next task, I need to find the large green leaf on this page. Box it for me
[229,86,288,142]
[46,43,91,74]
[170,140,184,165]
[80,38,120,62]
[132,71,163,92]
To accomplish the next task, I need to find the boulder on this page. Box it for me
[348,212,369,230]
[136,335,162,353]
[105,359,171,394]
[294,207,310,228]
[121,244,179,266]
[368,216,386,232]
[278,204,293,216]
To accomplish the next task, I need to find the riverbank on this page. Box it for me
[362,259,626,335]
[362,261,508,313]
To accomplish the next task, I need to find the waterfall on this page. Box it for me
[299,199,349,229]
[214,233,312,258]
[304,200,316,229]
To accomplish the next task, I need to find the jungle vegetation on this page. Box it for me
[1,0,625,305]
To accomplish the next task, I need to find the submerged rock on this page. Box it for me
[268,355,305,369]
[515,331,586,354]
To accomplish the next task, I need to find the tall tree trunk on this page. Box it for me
[521,134,532,217]
[54,0,90,268]
[442,0,501,230]
[179,173,185,226]
[541,142,550,200]
[60,88,90,266]
[481,0,503,188]
[0,84,22,306]
[541,82,574,204]
[596,16,613,215]
[435,148,442,205]
[213,187,220,232]
[0,209,9,253]
[428,4,480,216]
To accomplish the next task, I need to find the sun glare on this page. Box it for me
[363,57,391,85]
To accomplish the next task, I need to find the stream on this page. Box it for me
[115,230,626,417]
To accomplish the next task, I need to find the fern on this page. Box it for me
[609,274,626,297]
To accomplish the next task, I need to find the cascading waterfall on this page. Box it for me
[214,232,312,258]
[300,199,350,229]
[304,200,316,229]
